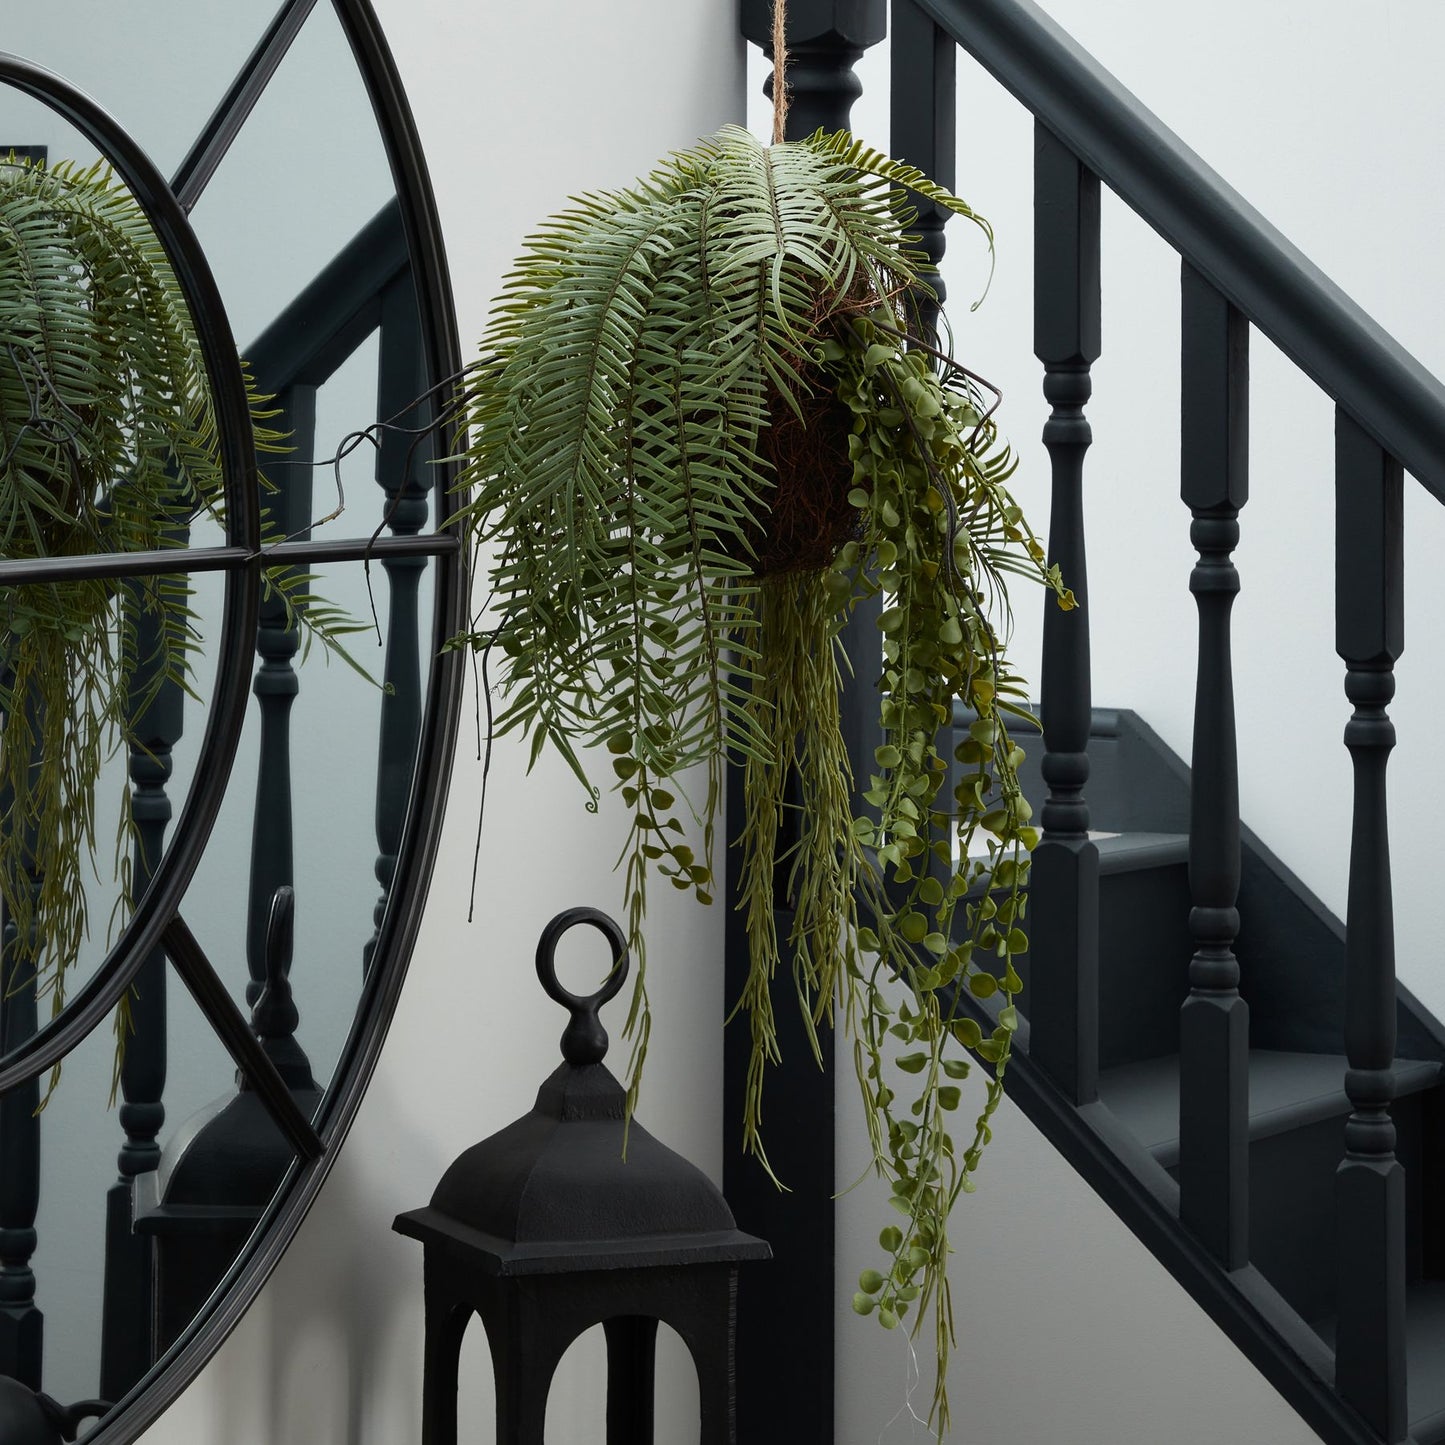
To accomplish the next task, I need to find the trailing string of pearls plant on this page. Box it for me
[450,1,1072,1432]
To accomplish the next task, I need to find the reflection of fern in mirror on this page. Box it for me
[0,158,365,1030]
[456,125,1072,1435]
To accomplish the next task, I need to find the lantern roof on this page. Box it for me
[394,908,770,1277]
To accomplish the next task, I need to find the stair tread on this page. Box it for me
[1093,830,1189,874]
[1311,1280,1445,1440]
[967,830,1186,869]
[1097,1050,1443,1167]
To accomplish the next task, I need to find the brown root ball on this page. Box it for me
[740,368,861,578]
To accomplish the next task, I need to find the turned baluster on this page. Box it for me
[1027,123,1101,1104]
[101,589,184,1396]
[1333,408,1407,1443]
[247,383,315,1009]
[1177,264,1250,1268]
[364,274,427,975]
[891,0,955,348]
[0,688,44,1388]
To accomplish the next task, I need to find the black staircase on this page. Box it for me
[730,3,1445,1444]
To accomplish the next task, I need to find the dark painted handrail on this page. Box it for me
[245,201,408,392]
[909,0,1445,501]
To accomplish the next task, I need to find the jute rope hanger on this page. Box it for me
[771,0,790,144]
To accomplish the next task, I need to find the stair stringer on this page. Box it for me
[949,705,1445,1445]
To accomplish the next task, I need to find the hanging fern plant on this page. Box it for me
[456,123,1072,1435]
[0,156,361,1030]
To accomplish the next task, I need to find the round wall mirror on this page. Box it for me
[0,2,462,1439]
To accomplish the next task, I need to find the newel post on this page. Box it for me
[742,0,885,140]
[728,6,886,1443]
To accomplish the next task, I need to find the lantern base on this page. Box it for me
[418,1251,744,1445]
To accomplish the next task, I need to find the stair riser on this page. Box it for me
[1099,863,1193,1070]
[1162,1097,1429,1325]
[1013,860,1194,1071]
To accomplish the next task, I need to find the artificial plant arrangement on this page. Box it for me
[0,155,358,1042]
[455,98,1071,1439]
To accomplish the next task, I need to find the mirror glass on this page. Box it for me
[0,1,451,1429]
[0,9,272,179]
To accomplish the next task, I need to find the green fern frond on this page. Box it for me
[456,127,1067,1441]
[0,157,366,1022]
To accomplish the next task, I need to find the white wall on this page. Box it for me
[137,2,1445,1443]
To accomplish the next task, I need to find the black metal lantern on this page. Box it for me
[0,1377,107,1445]
[394,907,770,1444]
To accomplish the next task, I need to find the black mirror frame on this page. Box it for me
[0,2,465,1438]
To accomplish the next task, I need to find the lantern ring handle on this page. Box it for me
[535,907,630,1066]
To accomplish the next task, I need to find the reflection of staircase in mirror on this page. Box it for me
[90,197,428,1400]
[135,887,321,1361]
[0,190,430,1407]
[84,194,424,1400]
[0,0,465,1431]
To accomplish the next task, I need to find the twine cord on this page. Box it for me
[771,0,789,144]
